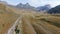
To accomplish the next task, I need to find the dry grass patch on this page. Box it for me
[0,11,19,34]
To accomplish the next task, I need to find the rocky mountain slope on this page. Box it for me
[36,4,51,11]
[16,3,51,12]
[48,5,60,14]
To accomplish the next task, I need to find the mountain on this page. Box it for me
[16,3,36,10]
[48,5,60,14]
[36,4,51,11]
[16,3,51,12]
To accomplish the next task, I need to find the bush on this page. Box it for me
[15,26,20,34]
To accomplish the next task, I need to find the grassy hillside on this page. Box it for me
[0,4,19,34]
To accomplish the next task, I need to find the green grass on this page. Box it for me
[15,25,20,34]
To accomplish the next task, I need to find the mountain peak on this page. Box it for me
[45,4,51,8]
[16,3,35,9]
[17,3,23,5]
[36,4,51,11]
[19,3,23,5]
[24,3,30,7]
[25,3,30,5]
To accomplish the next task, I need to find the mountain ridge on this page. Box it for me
[16,3,51,11]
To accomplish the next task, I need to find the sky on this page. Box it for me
[1,0,60,7]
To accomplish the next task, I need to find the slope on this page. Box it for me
[0,3,19,34]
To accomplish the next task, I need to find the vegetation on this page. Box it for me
[40,18,60,28]
[15,26,20,34]
[0,4,19,34]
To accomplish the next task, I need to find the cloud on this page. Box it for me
[28,0,60,7]
[1,0,60,7]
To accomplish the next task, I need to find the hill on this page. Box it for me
[0,2,19,34]
[48,5,60,14]
[36,4,51,11]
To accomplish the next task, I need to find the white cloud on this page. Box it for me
[28,0,60,7]
[1,0,60,7]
